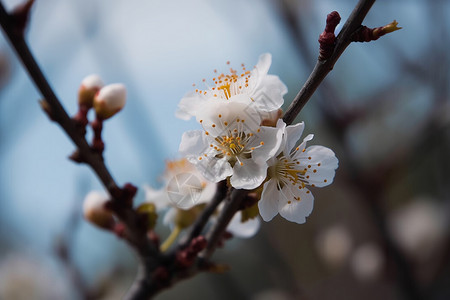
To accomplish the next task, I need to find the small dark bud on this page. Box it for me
[123,183,138,199]
[10,0,35,36]
[190,236,207,253]
[318,11,341,61]
[122,183,137,207]
[68,149,84,163]
[176,250,194,268]
[39,99,56,121]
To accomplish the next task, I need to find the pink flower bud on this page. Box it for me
[83,191,115,230]
[78,74,104,108]
[93,83,127,119]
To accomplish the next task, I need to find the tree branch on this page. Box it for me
[282,0,376,125]
[179,180,228,248]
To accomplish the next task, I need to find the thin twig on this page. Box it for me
[202,188,247,259]
[283,0,376,125]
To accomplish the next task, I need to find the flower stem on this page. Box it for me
[160,226,182,252]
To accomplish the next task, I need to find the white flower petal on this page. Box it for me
[176,91,208,120]
[297,146,338,187]
[278,187,314,224]
[196,97,261,136]
[196,155,233,183]
[230,159,267,189]
[254,53,272,78]
[258,180,281,221]
[227,212,260,238]
[253,75,287,112]
[179,130,209,157]
[249,125,283,165]
[285,122,305,154]
[143,185,171,210]
[179,130,233,182]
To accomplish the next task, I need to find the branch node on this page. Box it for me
[68,149,85,164]
[10,0,35,36]
[176,236,207,268]
[72,104,90,132]
[91,117,105,153]
[318,11,341,61]
[39,99,56,121]
[352,20,401,42]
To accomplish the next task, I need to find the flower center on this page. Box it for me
[271,155,306,188]
[198,122,264,167]
[193,62,253,100]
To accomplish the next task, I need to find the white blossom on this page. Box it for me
[258,120,338,223]
[176,53,287,121]
[179,99,282,190]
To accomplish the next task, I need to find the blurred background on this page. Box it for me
[0,0,449,299]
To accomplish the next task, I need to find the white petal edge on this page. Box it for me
[258,180,281,221]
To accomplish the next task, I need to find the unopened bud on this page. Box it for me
[93,83,126,119]
[83,191,115,230]
[78,74,104,108]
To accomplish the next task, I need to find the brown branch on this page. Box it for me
[282,0,376,125]
[202,188,247,259]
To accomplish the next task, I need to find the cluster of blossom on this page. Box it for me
[145,53,338,235]
[83,54,338,244]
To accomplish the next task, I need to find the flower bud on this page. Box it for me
[78,74,104,108]
[93,83,126,119]
[83,191,114,230]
